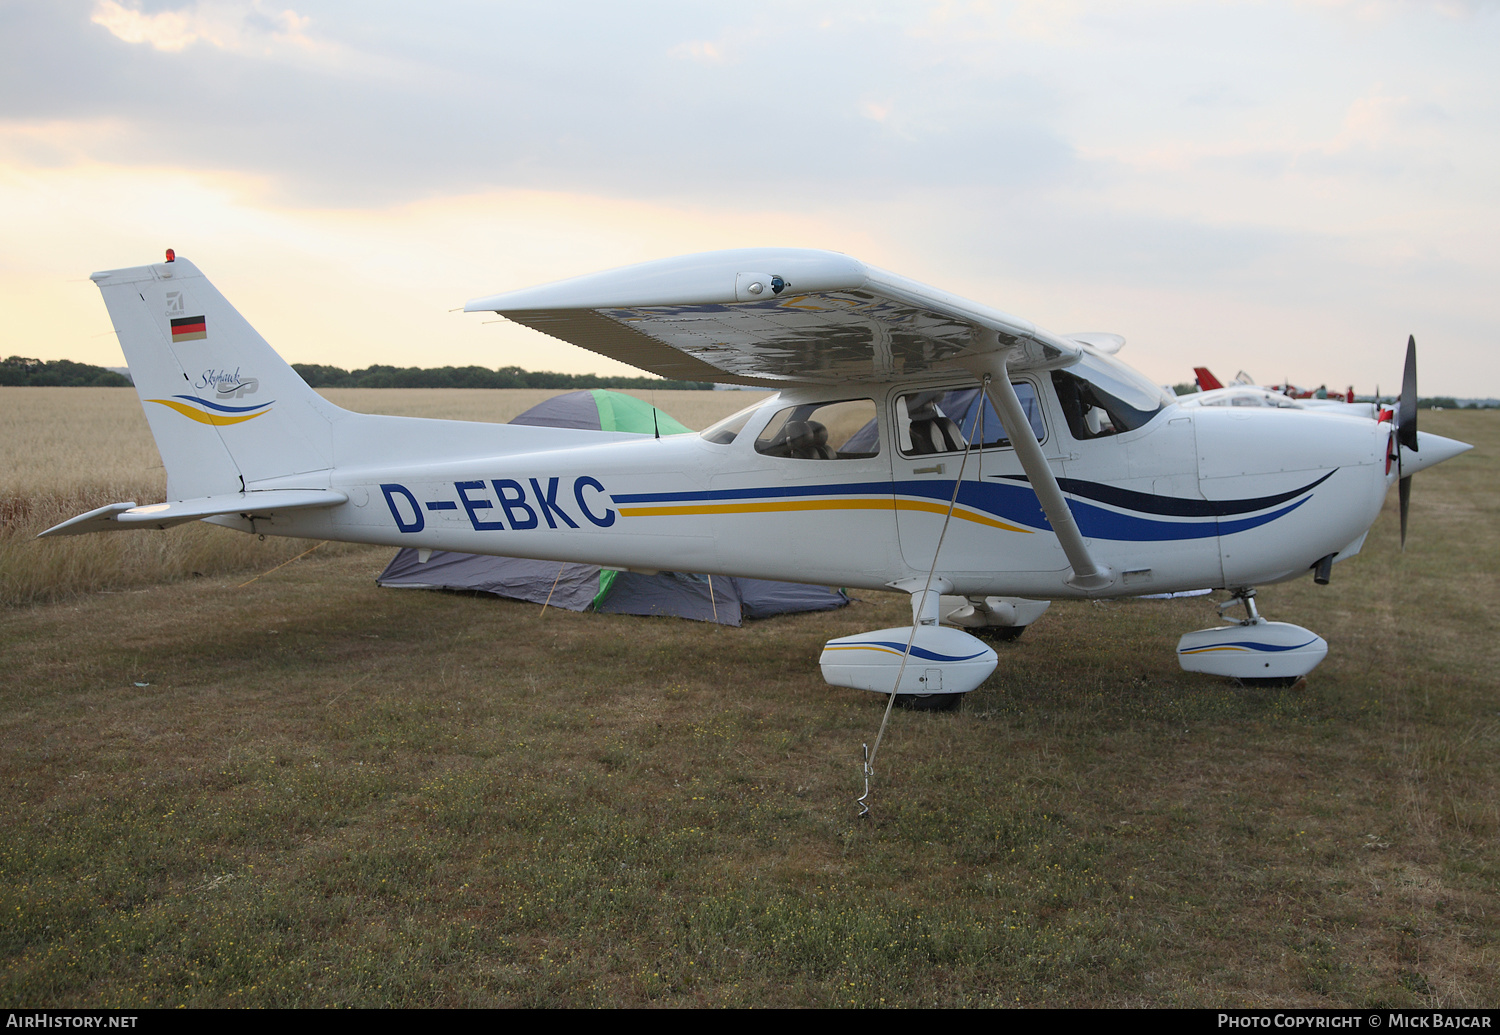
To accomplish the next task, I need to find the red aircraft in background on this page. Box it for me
[1192,367,1355,403]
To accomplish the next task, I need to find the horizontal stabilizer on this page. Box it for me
[37,489,348,538]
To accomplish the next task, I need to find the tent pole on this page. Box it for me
[539,562,567,615]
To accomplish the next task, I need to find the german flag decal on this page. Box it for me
[171,316,207,342]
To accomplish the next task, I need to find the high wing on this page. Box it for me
[464,248,1085,387]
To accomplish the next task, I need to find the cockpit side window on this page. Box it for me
[1051,353,1171,440]
[753,399,879,459]
[895,383,1045,456]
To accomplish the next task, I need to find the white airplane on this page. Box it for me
[1176,367,1381,418]
[44,249,1471,708]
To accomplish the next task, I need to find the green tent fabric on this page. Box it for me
[507,388,692,435]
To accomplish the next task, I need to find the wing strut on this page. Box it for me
[964,354,1115,591]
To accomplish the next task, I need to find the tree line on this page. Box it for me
[1,356,131,387]
[1,356,713,391]
[289,363,713,390]
[9,355,1487,406]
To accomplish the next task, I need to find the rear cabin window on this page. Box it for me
[895,383,1045,456]
[754,399,879,460]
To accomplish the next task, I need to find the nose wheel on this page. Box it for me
[895,692,964,712]
[1177,587,1328,686]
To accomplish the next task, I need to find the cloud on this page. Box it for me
[0,1,1494,393]
[0,3,1085,209]
[90,0,318,56]
[671,39,724,63]
[90,0,198,51]
[1303,0,1500,21]
[1329,89,1450,151]
[0,158,880,375]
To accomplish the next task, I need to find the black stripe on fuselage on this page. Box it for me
[991,470,1336,517]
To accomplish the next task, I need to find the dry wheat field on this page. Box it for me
[1,387,1495,1008]
[0,386,769,606]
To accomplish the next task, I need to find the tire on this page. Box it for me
[974,625,1027,643]
[895,693,963,712]
[1236,675,1307,689]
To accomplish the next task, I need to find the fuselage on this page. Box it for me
[231,372,1396,599]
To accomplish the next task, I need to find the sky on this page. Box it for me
[1,0,1497,395]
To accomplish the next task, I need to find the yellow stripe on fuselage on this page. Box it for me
[149,399,270,426]
[894,498,1030,532]
[617,497,1030,533]
[823,644,912,657]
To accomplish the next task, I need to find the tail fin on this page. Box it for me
[1192,366,1224,391]
[92,255,341,499]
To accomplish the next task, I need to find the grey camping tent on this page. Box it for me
[376,390,850,626]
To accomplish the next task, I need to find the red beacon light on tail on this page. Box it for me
[164,248,176,263]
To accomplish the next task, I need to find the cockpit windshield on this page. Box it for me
[699,401,765,445]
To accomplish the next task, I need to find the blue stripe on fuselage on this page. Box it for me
[612,477,1317,542]
[833,640,991,663]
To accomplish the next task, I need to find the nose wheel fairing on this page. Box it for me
[1177,620,1328,683]
[1177,589,1328,684]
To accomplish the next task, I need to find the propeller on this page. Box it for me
[1396,335,1418,549]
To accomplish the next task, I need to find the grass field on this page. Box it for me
[1,394,1495,1007]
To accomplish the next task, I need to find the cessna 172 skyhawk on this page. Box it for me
[44,249,1471,706]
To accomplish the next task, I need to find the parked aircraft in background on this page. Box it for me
[1182,367,1378,418]
[43,249,1470,707]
